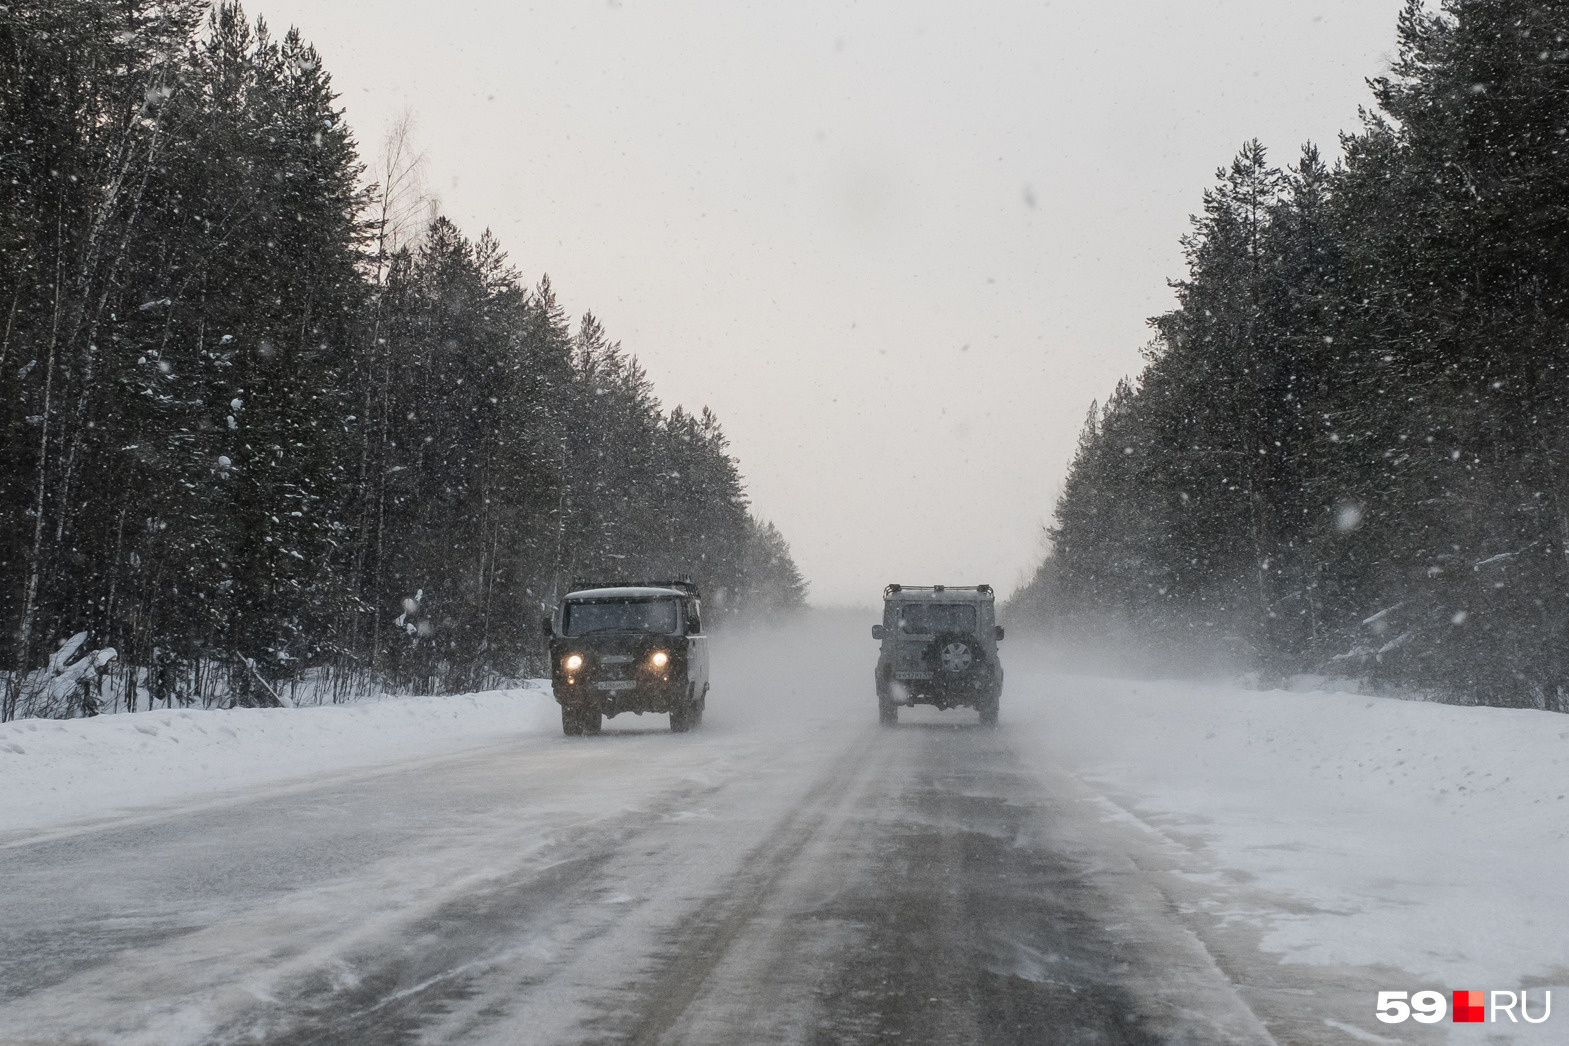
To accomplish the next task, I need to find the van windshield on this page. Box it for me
[896,603,977,635]
[563,598,681,636]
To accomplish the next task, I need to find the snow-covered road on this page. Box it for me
[1,615,1564,1044]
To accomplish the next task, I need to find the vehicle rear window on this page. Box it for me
[563,598,680,636]
[896,603,976,634]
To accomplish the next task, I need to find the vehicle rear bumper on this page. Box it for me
[877,660,1000,709]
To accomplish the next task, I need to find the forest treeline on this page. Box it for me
[0,1,806,719]
[1013,0,1569,709]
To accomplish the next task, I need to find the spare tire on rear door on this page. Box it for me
[927,632,984,677]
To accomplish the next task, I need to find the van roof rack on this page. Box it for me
[569,579,701,598]
[884,583,993,598]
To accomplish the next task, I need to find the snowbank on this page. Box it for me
[1013,668,1569,993]
[0,685,559,836]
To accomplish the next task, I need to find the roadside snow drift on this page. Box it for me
[1007,659,1569,1003]
[0,686,559,835]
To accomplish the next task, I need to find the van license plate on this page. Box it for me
[895,671,933,681]
[596,680,636,691]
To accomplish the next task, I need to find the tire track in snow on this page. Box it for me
[615,729,890,1045]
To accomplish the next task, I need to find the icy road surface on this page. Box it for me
[2,614,1566,1044]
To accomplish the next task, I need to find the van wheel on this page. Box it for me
[671,688,696,733]
[978,700,999,727]
[558,702,593,737]
[879,700,898,726]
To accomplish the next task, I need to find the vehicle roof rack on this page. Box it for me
[569,579,701,598]
[884,583,993,598]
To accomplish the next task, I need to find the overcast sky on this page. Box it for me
[259,0,1407,605]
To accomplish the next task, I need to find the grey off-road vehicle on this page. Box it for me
[872,584,1004,726]
[544,582,710,736]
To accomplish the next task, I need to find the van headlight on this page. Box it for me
[564,654,583,671]
[650,651,669,668]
